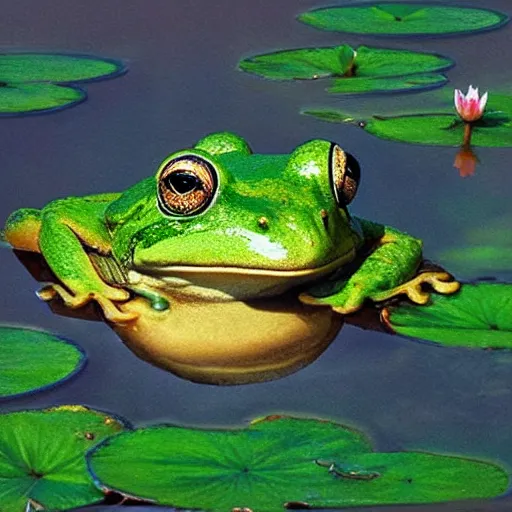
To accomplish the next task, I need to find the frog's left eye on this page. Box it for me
[157,155,218,216]
[330,144,360,207]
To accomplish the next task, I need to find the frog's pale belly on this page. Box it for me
[111,290,343,385]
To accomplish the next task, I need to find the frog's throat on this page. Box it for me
[128,249,356,302]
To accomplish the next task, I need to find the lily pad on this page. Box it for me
[298,4,509,36]
[88,415,507,512]
[382,283,512,348]
[0,53,125,83]
[328,73,447,95]
[239,45,452,94]
[0,405,127,512]
[0,83,86,116]
[303,94,512,147]
[0,326,86,399]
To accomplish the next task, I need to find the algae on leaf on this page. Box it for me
[88,415,507,512]
[383,283,512,348]
[0,406,127,512]
[0,326,86,399]
[298,4,509,36]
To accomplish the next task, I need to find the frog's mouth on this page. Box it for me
[127,249,355,301]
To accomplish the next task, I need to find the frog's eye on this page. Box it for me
[157,156,218,216]
[330,144,360,207]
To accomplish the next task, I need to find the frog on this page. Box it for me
[3,132,459,384]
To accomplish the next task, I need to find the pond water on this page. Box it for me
[0,0,511,511]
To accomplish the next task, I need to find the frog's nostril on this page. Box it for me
[320,209,329,229]
[257,216,269,230]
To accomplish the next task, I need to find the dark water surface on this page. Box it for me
[1,1,511,511]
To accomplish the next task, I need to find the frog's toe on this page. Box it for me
[37,283,137,324]
[370,271,460,305]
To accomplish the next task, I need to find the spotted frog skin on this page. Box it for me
[3,132,459,383]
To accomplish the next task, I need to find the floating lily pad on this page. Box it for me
[0,83,86,116]
[298,4,509,36]
[239,45,452,95]
[303,94,512,147]
[383,283,512,348]
[88,415,507,512]
[0,53,125,83]
[0,405,127,512]
[328,73,447,95]
[0,326,86,399]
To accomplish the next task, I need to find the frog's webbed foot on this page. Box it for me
[369,271,461,305]
[37,283,139,324]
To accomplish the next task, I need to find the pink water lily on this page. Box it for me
[454,85,488,122]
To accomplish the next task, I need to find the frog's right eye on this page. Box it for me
[157,155,218,216]
[330,144,360,207]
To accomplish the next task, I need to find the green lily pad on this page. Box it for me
[239,45,452,93]
[303,94,512,147]
[298,4,509,36]
[0,326,86,399]
[328,73,447,95]
[383,283,512,348]
[0,83,86,116]
[0,405,127,512]
[88,415,507,512]
[0,53,125,83]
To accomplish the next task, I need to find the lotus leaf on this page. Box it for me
[0,326,86,399]
[298,4,509,36]
[88,415,507,512]
[383,283,512,347]
[0,406,127,511]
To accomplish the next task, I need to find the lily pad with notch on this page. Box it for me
[382,283,512,348]
[298,4,509,36]
[0,405,128,512]
[0,53,126,116]
[0,325,86,399]
[239,44,452,94]
[88,415,507,512]
[0,82,86,116]
[303,94,512,147]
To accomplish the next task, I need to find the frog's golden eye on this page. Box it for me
[330,144,360,207]
[157,156,218,216]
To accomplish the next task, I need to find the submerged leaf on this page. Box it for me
[303,94,512,147]
[0,53,125,83]
[88,415,507,512]
[0,83,86,116]
[0,326,86,399]
[328,73,447,95]
[383,283,512,348]
[239,45,452,94]
[298,4,509,36]
[0,406,127,512]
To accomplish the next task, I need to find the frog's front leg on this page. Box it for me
[5,196,137,323]
[300,218,460,314]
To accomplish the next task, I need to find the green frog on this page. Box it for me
[3,132,459,384]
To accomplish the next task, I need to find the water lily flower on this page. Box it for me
[454,85,488,122]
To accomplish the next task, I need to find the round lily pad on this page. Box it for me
[88,415,507,512]
[0,326,86,399]
[382,283,512,348]
[328,73,447,95]
[0,53,126,83]
[0,83,86,116]
[239,45,452,94]
[0,405,127,512]
[303,94,512,147]
[298,4,509,36]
